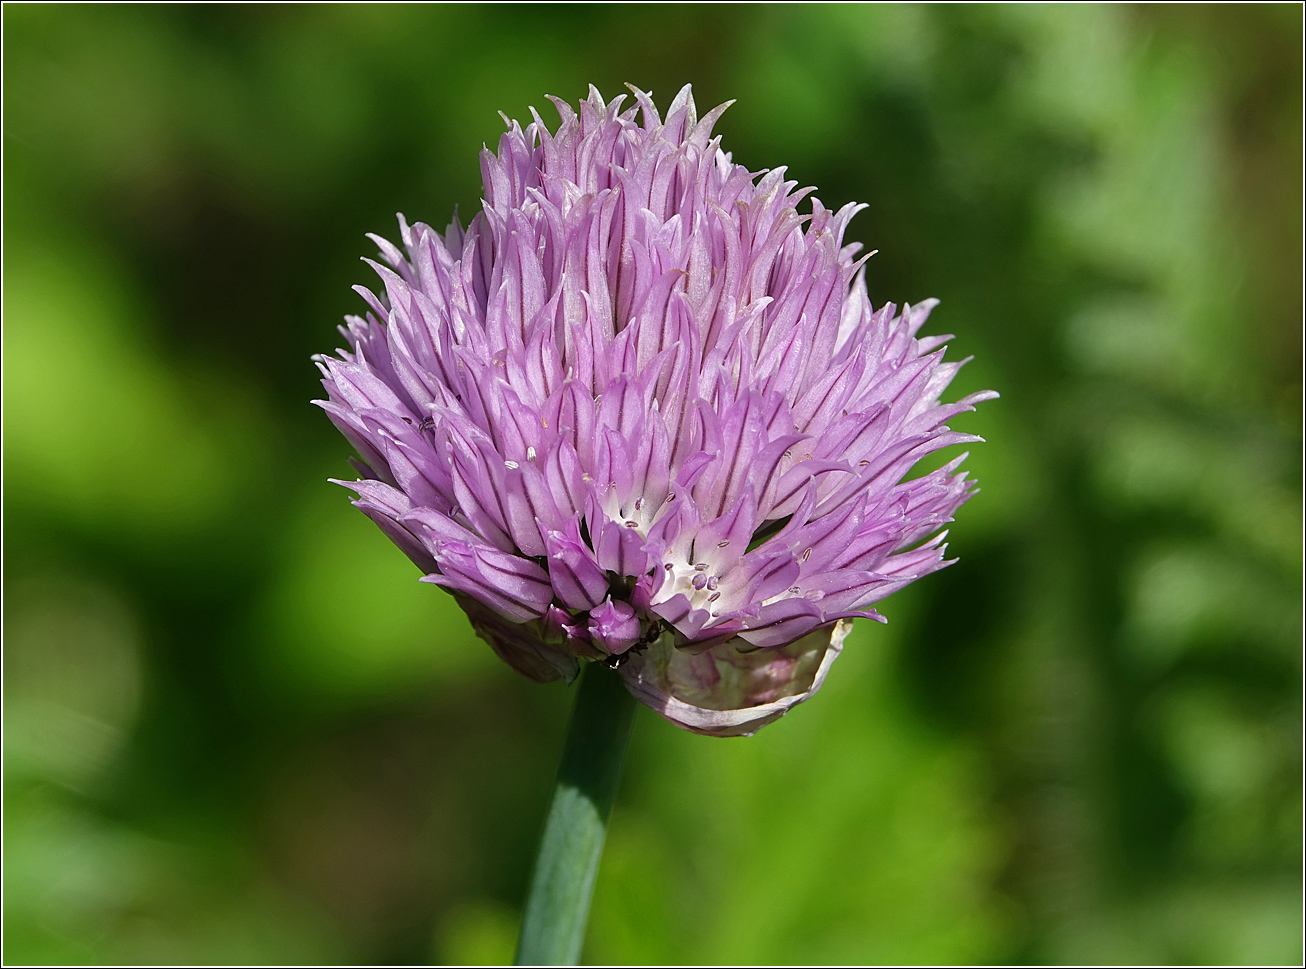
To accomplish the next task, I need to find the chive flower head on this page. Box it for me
[315,85,995,736]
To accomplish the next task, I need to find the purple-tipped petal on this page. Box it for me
[542,516,610,610]
[423,542,553,622]
[588,597,641,655]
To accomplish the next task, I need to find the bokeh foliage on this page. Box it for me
[4,4,1300,965]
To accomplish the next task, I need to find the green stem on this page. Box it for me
[515,662,638,966]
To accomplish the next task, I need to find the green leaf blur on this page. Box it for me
[4,5,1300,965]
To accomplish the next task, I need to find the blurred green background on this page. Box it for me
[4,4,1301,965]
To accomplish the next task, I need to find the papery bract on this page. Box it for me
[315,84,996,736]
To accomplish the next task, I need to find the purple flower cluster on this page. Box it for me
[315,85,995,736]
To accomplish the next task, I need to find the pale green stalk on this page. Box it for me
[515,662,637,966]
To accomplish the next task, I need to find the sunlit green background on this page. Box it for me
[4,4,1301,965]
